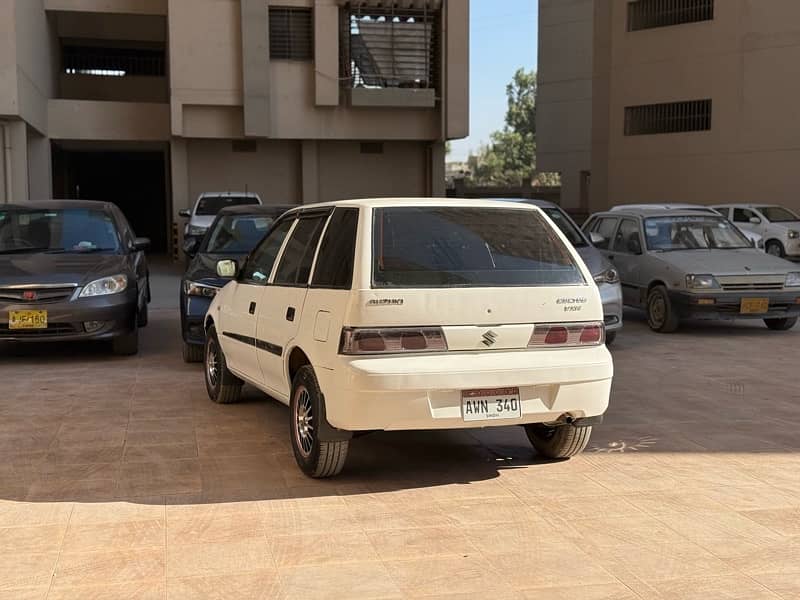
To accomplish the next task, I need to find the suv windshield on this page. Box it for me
[759,206,799,223]
[644,216,751,251]
[0,208,121,254]
[203,214,274,254]
[196,196,259,216]
[541,207,587,247]
[373,207,585,288]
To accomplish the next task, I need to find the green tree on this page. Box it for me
[470,68,559,186]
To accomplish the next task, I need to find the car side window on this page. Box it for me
[241,218,294,284]
[311,208,359,289]
[273,214,329,286]
[733,208,756,223]
[591,217,618,250]
[613,219,643,255]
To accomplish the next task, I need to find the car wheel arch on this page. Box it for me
[642,280,668,304]
[287,347,312,387]
[204,316,215,332]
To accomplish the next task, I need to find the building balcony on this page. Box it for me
[48,99,170,141]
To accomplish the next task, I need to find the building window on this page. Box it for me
[269,7,313,60]
[62,44,165,77]
[341,5,439,90]
[624,100,712,136]
[627,0,714,32]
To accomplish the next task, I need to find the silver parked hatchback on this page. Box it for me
[583,209,800,332]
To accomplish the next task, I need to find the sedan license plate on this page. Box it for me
[9,310,48,330]
[462,387,521,422]
[740,298,769,314]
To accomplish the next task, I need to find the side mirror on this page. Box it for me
[749,216,762,225]
[589,232,605,245]
[133,237,151,252]
[216,259,238,278]
[182,236,199,257]
[179,209,191,218]
[627,237,643,255]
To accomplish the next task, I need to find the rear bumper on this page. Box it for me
[316,346,613,432]
[0,291,137,343]
[668,290,800,320]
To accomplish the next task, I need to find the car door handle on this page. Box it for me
[249,302,256,315]
[286,307,296,322]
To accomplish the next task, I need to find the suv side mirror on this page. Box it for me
[133,237,151,252]
[183,236,199,257]
[627,237,643,255]
[216,259,238,278]
[589,232,605,246]
[749,216,762,225]
[179,209,191,218]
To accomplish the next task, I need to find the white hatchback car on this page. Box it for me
[713,204,800,259]
[203,199,613,477]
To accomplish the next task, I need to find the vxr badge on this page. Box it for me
[482,330,498,347]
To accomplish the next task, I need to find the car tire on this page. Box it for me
[765,240,785,258]
[605,331,617,345]
[112,328,139,356]
[204,326,242,404]
[525,423,592,459]
[182,342,204,363]
[290,365,349,478]
[764,317,798,331]
[646,285,680,333]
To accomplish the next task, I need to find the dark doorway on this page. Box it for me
[52,147,169,253]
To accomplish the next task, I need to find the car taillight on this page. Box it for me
[528,322,605,347]
[340,327,448,355]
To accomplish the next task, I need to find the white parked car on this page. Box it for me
[713,204,800,259]
[610,204,765,251]
[179,192,262,242]
[202,199,614,477]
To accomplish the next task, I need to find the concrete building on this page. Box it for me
[0,0,469,252]
[537,0,800,216]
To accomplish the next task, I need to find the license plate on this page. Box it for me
[462,387,521,422]
[740,298,769,314]
[8,310,48,330]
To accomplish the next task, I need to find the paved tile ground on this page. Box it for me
[0,264,799,599]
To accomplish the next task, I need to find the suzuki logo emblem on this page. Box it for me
[22,291,37,301]
[482,330,498,347]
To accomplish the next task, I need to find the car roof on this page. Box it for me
[285,197,546,212]
[483,197,560,209]
[712,203,779,208]
[216,204,296,216]
[198,192,261,198]
[592,208,724,219]
[2,199,115,211]
[611,203,717,211]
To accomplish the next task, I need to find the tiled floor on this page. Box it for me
[0,268,798,599]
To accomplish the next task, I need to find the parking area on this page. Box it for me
[0,265,798,599]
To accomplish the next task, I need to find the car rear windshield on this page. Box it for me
[372,207,585,288]
[644,216,752,251]
[203,215,274,254]
[758,206,799,223]
[0,208,121,254]
[196,196,259,216]
[541,207,587,247]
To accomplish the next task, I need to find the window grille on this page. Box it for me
[62,45,165,77]
[624,100,712,136]
[341,5,439,89]
[269,7,313,60]
[627,0,714,32]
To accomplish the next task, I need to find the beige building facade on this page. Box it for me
[538,0,800,216]
[0,0,469,252]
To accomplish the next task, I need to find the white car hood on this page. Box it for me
[658,248,796,276]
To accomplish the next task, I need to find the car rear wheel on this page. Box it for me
[182,342,204,363]
[290,365,349,478]
[647,285,680,333]
[204,326,242,403]
[765,241,785,257]
[764,317,798,331]
[112,328,139,356]
[525,423,592,459]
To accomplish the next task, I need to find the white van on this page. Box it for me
[203,199,613,477]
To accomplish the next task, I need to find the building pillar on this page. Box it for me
[170,138,189,258]
[429,141,446,197]
[301,140,320,205]
[0,120,30,203]
[26,128,52,201]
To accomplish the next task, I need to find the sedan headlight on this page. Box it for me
[788,231,800,240]
[188,225,208,237]
[80,274,128,297]
[785,273,800,288]
[183,281,219,298]
[686,274,720,290]
[594,267,620,285]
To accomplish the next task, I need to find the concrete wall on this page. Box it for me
[49,99,170,140]
[537,0,594,210]
[15,0,57,135]
[45,0,167,15]
[59,74,168,103]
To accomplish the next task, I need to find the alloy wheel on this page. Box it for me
[206,340,219,388]
[294,386,315,458]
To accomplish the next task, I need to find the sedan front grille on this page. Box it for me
[720,283,784,292]
[0,286,77,304]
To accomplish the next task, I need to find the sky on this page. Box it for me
[448,0,538,162]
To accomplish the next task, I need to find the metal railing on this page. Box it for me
[624,99,712,136]
[627,0,714,32]
[62,45,166,77]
